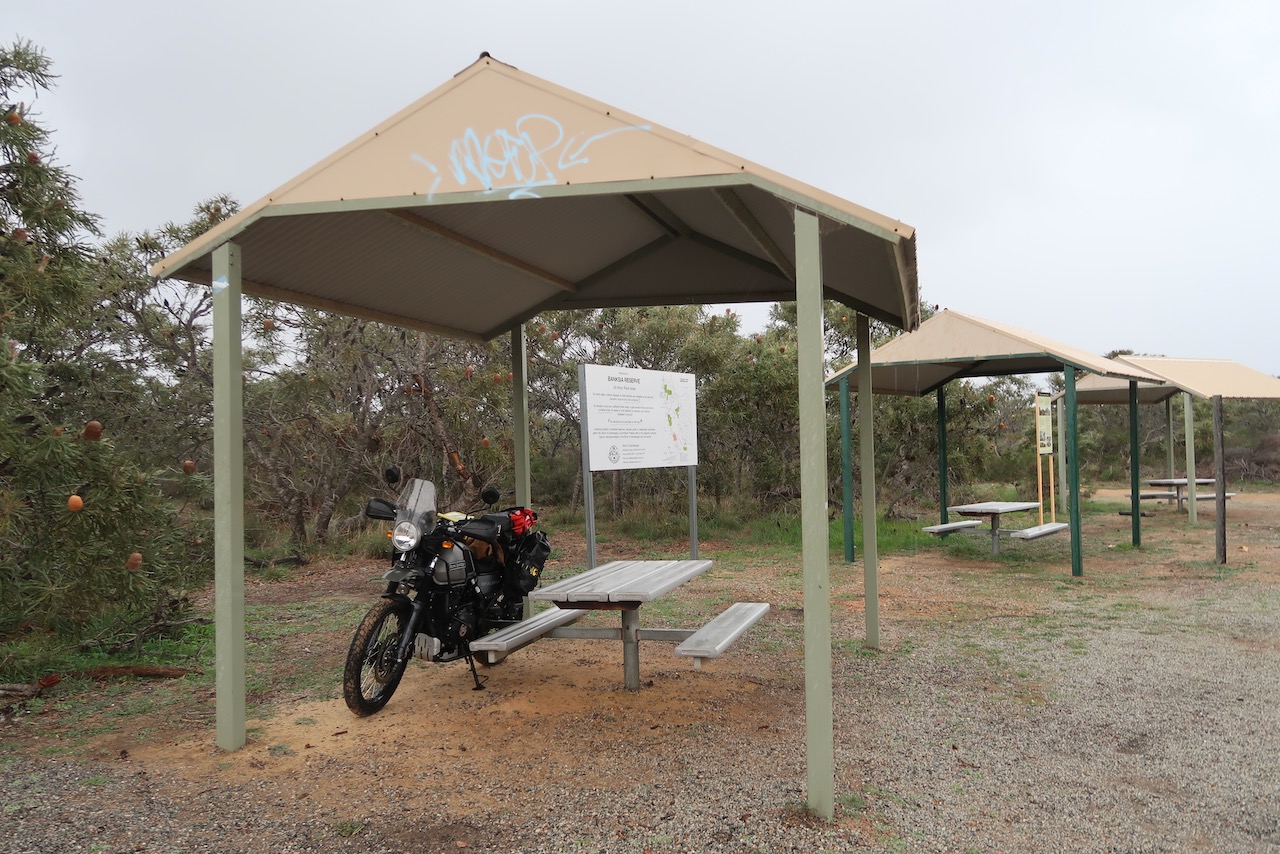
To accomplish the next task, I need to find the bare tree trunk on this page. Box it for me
[290,498,308,544]
[571,460,583,512]
[414,333,482,510]
[313,493,340,544]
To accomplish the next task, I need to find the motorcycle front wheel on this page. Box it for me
[343,598,412,716]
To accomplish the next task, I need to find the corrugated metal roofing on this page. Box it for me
[151,54,920,340]
[825,309,1164,395]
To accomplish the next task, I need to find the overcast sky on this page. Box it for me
[8,0,1279,374]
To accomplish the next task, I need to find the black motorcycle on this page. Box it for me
[342,468,551,716]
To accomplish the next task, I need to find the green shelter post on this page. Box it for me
[511,326,531,506]
[1184,392,1198,525]
[1129,381,1141,547]
[857,315,879,650]
[212,242,246,752]
[1064,366,1084,577]
[1164,397,1175,481]
[937,385,948,524]
[512,326,532,618]
[794,208,834,821]
[840,377,855,563]
[1214,395,1227,564]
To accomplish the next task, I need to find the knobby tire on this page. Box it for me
[343,598,411,716]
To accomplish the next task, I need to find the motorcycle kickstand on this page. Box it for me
[464,652,486,691]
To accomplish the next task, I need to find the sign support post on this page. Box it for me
[578,363,699,567]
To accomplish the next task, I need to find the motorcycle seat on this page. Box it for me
[458,517,500,544]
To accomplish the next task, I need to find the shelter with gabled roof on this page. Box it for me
[824,309,1166,577]
[153,54,919,339]
[152,52,921,820]
[1067,356,1280,534]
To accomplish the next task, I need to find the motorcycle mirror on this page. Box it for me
[384,465,401,485]
[480,486,500,506]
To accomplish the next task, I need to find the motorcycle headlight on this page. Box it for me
[391,521,422,552]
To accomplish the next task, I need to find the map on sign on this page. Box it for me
[580,364,698,472]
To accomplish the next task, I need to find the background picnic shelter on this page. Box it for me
[1069,356,1280,561]
[824,309,1163,580]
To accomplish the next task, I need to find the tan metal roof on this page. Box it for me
[825,309,1163,395]
[151,54,919,340]
[1071,356,1280,403]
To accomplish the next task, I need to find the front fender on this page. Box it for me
[382,565,425,584]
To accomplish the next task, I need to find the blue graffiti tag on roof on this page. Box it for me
[410,114,651,200]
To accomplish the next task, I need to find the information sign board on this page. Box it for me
[580,364,697,471]
[1036,393,1053,455]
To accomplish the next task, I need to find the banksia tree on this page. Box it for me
[0,40,209,654]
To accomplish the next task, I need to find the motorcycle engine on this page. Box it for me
[430,590,480,653]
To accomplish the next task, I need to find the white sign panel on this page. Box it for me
[1035,393,1054,455]
[581,364,697,471]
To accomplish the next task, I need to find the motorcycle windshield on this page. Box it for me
[396,479,437,528]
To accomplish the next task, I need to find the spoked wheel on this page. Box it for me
[343,599,412,716]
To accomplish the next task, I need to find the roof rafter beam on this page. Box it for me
[383,209,577,293]
[623,193,688,237]
[713,187,796,283]
[686,231,799,281]
[625,192,788,282]
[575,234,676,291]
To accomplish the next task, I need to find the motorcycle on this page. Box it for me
[342,467,551,716]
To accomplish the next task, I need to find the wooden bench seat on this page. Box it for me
[1193,492,1235,500]
[1007,521,1069,540]
[469,607,587,664]
[922,520,982,537]
[675,602,770,670]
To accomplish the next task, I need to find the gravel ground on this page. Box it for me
[4,527,1279,852]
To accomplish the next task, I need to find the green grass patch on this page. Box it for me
[838,791,868,812]
[331,820,366,838]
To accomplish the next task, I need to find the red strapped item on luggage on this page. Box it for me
[508,508,537,536]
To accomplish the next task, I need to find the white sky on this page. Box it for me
[8,0,1279,373]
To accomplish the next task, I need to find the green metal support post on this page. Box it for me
[1184,392,1198,525]
[937,386,948,524]
[1213,395,1226,564]
[1164,398,1175,481]
[1129,381,1141,547]
[794,208,833,821]
[212,242,245,751]
[1064,367,1084,577]
[840,377,855,563]
[511,326,531,508]
[511,326,533,618]
[857,315,879,650]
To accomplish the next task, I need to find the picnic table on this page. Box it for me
[1145,478,1230,513]
[946,501,1044,556]
[470,559,768,690]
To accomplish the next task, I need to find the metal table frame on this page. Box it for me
[946,501,1041,556]
[531,558,712,689]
